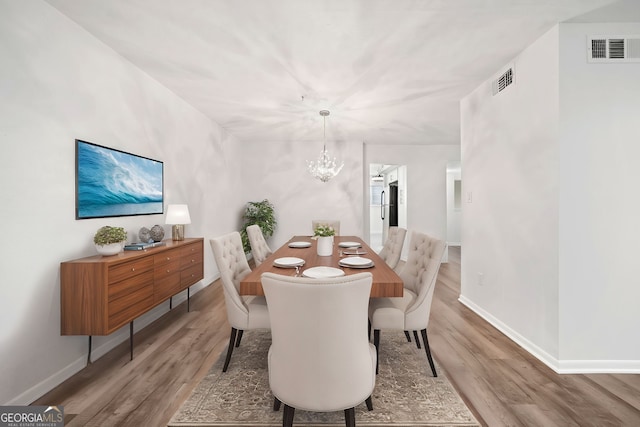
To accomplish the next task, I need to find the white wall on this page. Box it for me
[460,26,561,364]
[364,144,460,261]
[461,21,640,372]
[240,139,364,250]
[0,0,244,404]
[558,22,640,368]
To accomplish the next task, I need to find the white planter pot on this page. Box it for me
[95,242,124,256]
[316,236,333,256]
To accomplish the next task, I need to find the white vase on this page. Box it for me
[316,236,333,256]
[95,242,124,256]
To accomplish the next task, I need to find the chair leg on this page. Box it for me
[344,407,355,427]
[365,395,373,411]
[222,327,237,372]
[283,404,295,427]
[413,330,421,349]
[235,329,244,347]
[404,330,411,342]
[373,329,380,374]
[421,328,437,377]
[273,397,281,411]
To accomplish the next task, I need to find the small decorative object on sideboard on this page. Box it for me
[149,224,165,242]
[93,226,127,256]
[138,226,152,243]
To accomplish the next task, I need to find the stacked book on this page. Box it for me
[124,241,166,251]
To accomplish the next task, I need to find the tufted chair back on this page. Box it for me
[210,232,252,327]
[378,227,407,269]
[261,271,376,425]
[311,220,340,236]
[400,232,446,330]
[246,224,273,266]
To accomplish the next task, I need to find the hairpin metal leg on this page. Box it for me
[87,336,92,365]
[187,287,191,312]
[129,321,134,361]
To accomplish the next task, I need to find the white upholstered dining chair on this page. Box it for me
[210,232,270,372]
[368,231,445,377]
[246,224,273,266]
[311,219,340,236]
[377,226,407,270]
[261,272,376,427]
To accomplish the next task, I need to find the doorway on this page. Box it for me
[368,164,407,251]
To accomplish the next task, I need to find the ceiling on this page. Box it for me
[45,0,632,146]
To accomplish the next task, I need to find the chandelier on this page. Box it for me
[307,110,344,182]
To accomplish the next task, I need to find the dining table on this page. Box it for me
[239,235,403,298]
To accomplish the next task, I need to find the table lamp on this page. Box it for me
[165,204,191,241]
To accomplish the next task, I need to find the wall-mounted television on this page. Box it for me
[76,139,164,219]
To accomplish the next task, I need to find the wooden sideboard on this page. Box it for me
[60,238,203,360]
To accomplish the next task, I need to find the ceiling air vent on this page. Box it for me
[492,66,514,96]
[588,36,640,63]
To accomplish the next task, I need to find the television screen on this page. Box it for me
[76,139,164,219]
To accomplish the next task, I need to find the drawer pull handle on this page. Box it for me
[131,268,135,272]
[167,269,171,273]
[166,257,171,261]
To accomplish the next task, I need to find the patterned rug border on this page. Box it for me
[169,331,480,427]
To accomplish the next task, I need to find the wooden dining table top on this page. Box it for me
[239,235,403,298]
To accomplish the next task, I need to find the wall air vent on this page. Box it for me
[588,36,640,63]
[492,66,514,96]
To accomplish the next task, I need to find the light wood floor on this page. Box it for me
[34,247,640,426]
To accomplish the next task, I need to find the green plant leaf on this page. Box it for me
[240,199,277,253]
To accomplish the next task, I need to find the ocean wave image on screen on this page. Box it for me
[77,142,163,218]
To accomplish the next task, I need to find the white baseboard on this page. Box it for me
[457,295,640,374]
[6,354,88,406]
[6,276,219,406]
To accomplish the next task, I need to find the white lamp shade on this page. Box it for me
[165,204,191,224]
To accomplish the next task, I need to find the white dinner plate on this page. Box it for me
[342,249,367,256]
[339,257,374,268]
[338,241,361,248]
[288,241,312,248]
[302,266,345,279]
[274,257,305,268]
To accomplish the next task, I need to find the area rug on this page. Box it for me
[169,331,480,426]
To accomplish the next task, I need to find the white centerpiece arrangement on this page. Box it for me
[312,224,335,256]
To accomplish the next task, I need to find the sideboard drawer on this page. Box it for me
[155,270,181,303]
[108,271,154,302]
[154,248,181,268]
[109,257,154,285]
[181,242,203,268]
[108,286,155,331]
[181,262,203,287]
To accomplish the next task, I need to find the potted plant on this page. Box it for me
[313,224,335,256]
[240,199,277,253]
[94,226,127,256]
